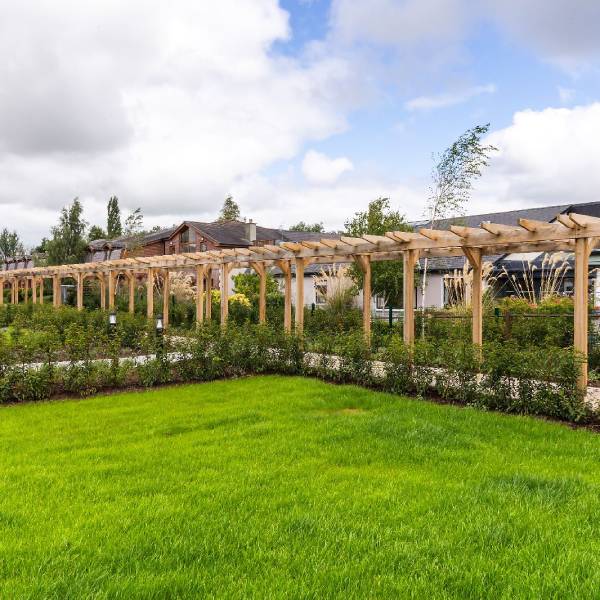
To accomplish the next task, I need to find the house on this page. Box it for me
[87,220,344,304]
[410,201,600,309]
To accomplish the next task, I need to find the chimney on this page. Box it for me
[245,219,256,243]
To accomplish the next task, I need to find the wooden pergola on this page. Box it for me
[1,212,599,391]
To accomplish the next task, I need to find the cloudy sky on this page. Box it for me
[2,0,600,246]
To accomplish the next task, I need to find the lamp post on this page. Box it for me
[109,311,117,337]
[156,313,164,356]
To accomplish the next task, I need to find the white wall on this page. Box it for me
[416,273,445,309]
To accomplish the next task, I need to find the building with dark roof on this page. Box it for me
[410,200,600,307]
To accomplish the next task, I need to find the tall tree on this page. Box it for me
[107,196,122,238]
[88,225,107,242]
[420,124,498,314]
[218,196,241,222]
[288,221,324,233]
[123,207,145,255]
[46,198,89,265]
[0,228,25,259]
[344,197,412,307]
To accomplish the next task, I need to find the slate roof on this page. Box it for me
[413,200,600,272]
[88,226,176,250]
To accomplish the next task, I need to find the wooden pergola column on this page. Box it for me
[11,279,17,304]
[162,270,170,328]
[146,268,154,319]
[0,279,4,306]
[251,262,267,324]
[127,273,135,314]
[463,247,483,346]
[52,275,61,307]
[99,273,106,310]
[108,271,116,311]
[205,267,213,321]
[294,257,305,334]
[31,277,37,304]
[195,265,206,324]
[574,237,595,392]
[403,249,419,344]
[220,263,232,326]
[277,260,292,333]
[38,278,44,304]
[76,272,84,310]
[354,254,372,342]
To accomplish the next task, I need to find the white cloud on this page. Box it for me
[0,0,360,244]
[231,173,425,231]
[301,150,354,184]
[474,103,600,209]
[485,0,600,70]
[405,84,496,111]
[330,0,600,71]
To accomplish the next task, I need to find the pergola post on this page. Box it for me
[39,278,44,304]
[574,237,592,392]
[108,271,116,311]
[195,265,206,324]
[99,274,106,310]
[128,273,135,314]
[220,263,231,326]
[12,279,17,304]
[277,260,292,333]
[354,254,372,343]
[31,278,37,304]
[463,248,483,346]
[403,249,418,344]
[205,267,212,321]
[24,278,29,304]
[0,279,4,306]
[76,272,84,310]
[251,262,267,324]
[294,258,305,334]
[162,270,170,329]
[146,268,154,319]
[53,275,61,307]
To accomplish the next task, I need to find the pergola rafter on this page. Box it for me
[1,212,599,390]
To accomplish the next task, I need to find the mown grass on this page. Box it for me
[1,376,600,598]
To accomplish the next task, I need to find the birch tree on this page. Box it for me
[420,124,498,321]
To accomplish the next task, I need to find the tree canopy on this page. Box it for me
[344,197,412,307]
[107,196,122,239]
[288,221,324,233]
[0,228,25,260]
[46,198,89,265]
[218,196,241,222]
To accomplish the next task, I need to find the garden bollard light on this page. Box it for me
[109,312,117,337]
[156,313,164,355]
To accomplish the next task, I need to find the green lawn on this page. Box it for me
[1,376,600,598]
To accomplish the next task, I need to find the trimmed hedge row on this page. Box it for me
[0,314,589,422]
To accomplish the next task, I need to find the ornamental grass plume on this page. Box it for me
[498,252,570,305]
[443,260,496,308]
[314,264,357,315]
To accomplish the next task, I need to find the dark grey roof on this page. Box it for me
[185,220,282,246]
[410,200,600,231]
[88,226,176,250]
[279,230,340,242]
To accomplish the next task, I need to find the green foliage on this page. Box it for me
[287,221,324,232]
[427,123,498,224]
[88,225,107,242]
[46,198,89,265]
[233,272,280,301]
[0,303,588,422]
[344,197,412,306]
[218,195,241,221]
[0,227,25,259]
[107,196,122,238]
